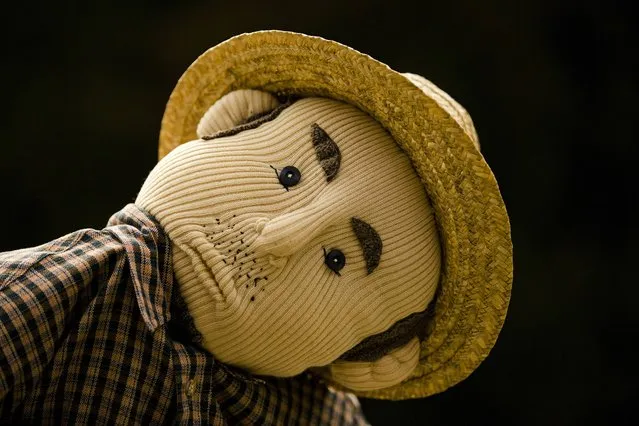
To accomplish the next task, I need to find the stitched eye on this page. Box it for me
[323,247,346,276]
[271,165,301,190]
[278,166,301,188]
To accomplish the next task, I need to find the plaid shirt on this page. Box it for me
[0,204,368,425]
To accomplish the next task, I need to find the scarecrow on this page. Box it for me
[0,31,513,424]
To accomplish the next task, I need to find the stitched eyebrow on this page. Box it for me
[351,217,382,275]
[311,123,341,182]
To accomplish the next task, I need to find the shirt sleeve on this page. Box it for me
[0,229,116,412]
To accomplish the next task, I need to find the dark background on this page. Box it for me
[2,1,637,424]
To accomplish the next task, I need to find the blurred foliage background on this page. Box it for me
[1,0,636,424]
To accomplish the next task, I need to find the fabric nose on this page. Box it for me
[250,203,339,259]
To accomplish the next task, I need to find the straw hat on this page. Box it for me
[157,30,513,400]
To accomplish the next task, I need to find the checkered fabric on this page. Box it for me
[0,204,368,425]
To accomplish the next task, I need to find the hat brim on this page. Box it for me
[159,30,513,400]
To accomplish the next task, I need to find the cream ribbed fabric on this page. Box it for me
[330,337,421,391]
[135,93,441,387]
[196,90,281,138]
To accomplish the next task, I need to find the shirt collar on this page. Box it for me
[106,203,174,332]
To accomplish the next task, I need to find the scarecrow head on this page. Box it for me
[136,31,513,399]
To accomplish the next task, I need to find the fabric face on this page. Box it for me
[135,97,441,377]
[0,204,367,424]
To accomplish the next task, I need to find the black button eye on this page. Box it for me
[278,166,301,188]
[323,247,346,276]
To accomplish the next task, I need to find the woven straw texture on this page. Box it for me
[158,30,513,400]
